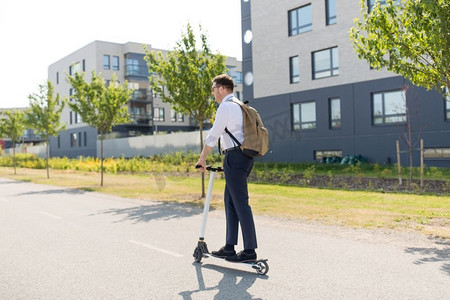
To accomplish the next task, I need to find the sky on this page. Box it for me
[0,0,242,109]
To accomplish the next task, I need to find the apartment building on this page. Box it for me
[48,40,242,158]
[241,0,450,167]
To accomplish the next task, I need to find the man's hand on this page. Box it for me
[196,145,213,173]
[195,159,206,172]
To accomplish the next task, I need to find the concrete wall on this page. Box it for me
[97,130,209,158]
[250,0,398,99]
[4,145,47,158]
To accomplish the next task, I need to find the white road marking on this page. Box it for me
[40,211,62,220]
[128,240,183,258]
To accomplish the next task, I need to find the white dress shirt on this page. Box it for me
[205,94,244,151]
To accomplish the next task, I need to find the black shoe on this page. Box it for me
[225,251,257,263]
[211,246,236,258]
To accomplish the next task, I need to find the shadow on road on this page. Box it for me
[92,202,201,223]
[16,188,87,196]
[0,180,24,184]
[405,239,450,276]
[179,262,267,299]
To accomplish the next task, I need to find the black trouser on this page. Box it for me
[223,148,257,250]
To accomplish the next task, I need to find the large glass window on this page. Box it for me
[292,101,316,130]
[313,47,339,79]
[326,0,336,25]
[71,133,77,147]
[314,150,342,162]
[372,90,406,125]
[103,55,110,70]
[424,148,450,159]
[329,97,341,129]
[288,4,312,36]
[153,107,165,122]
[112,56,119,70]
[289,56,299,84]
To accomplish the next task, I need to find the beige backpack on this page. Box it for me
[224,98,269,157]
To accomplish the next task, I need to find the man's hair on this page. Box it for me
[213,74,234,91]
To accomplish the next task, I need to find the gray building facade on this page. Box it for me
[48,41,242,158]
[241,0,450,167]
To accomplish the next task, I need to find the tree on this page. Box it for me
[0,110,27,175]
[349,0,450,99]
[27,81,66,179]
[144,23,227,197]
[67,71,132,186]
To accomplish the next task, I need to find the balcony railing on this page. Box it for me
[129,113,152,125]
[130,89,151,103]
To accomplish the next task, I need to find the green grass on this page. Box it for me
[1,167,449,238]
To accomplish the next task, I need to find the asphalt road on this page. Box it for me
[0,177,449,299]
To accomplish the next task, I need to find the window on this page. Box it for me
[372,90,406,125]
[56,72,59,84]
[71,133,77,147]
[113,56,119,70]
[235,71,243,84]
[446,99,450,120]
[69,62,81,75]
[326,0,336,25]
[78,132,82,147]
[288,4,312,36]
[329,97,341,129]
[57,135,60,149]
[82,59,86,71]
[153,107,165,122]
[171,109,177,122]
[314,150,342,161]
[70,111,73,125]
[445,87,450,120]
[292,101,316,130]
[74,112,82,124]
[424,148,450,159]
[368,0,400,12]
[289,56,299,84]
[178,113,184,122]
[103,55,110,69]
[84,132,87,147]
[312,47,339,79]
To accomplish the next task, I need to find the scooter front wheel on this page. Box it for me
[193,247,203,263]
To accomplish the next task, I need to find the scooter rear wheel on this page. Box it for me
[255,260,269,275]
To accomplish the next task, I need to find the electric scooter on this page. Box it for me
[193,165,269,275]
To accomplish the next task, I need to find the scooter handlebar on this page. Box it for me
[195,165,223,172]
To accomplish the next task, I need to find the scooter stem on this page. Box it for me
[199,171,216,239]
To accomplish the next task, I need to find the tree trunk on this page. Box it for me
[12,141,16,175]
[46,135,49,179]
[199,122,205,198]
[100,133,104,187]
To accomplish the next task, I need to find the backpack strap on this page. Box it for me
[225,127,241,147]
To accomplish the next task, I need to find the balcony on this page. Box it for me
[125,63,149,78]
[130,89,151,103]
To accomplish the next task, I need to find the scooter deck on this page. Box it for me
[207,253,261,264]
